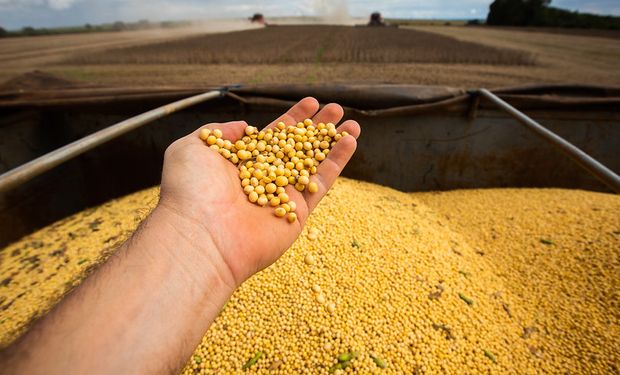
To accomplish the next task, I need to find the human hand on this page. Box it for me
[157,97,360,287]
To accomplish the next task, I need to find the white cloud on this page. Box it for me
[115,0,293,22]
[48,0,79,10]
[0,0,80,11]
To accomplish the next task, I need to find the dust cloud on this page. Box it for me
[312,0,352,24]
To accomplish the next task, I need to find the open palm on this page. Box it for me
[158,97,360,286]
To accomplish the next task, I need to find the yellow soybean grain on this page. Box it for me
[0,180,618,374]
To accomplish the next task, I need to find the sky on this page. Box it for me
[1,0,619,30]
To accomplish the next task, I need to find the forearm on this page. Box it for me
[1,205,235,374]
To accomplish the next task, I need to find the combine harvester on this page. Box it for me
[366,12,397,27]
[355,12,398,27]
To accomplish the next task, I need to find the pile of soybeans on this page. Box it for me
[198,120,348,222]
[0,179,618,374]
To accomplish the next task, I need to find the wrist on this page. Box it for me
[3,199,240,375]
[144,202,239,293]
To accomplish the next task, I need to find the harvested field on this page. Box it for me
[65,26,535,66]
[410,26,620,87]
[0,22,255,66]
[1,23,619,90]
[477,25,620,40]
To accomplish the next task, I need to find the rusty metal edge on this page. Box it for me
[1,83,619,111]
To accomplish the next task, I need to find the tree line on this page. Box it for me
[0,20,190,38]
[487,0,620,29]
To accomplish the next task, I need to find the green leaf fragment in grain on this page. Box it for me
[458,270,471,278]
[540,238,555,245]
[329,361,351,373]
[329,363,343,373]
[458,293,474,305]
[337,352,352,362]
[370,354,387,369]
[242,351,263,370]
[484,349,497,363]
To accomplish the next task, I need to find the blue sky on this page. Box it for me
[1,0,619,30]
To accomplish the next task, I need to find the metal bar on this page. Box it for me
[0,89,223,194]
[477,88,620,193]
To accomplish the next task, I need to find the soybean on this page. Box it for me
[199,120,347,223]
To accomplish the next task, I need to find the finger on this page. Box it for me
[264,97,320,130]
[303,135,357,212]
[191,121,248,143]
[337,120,361,139]
[311,103,344,126]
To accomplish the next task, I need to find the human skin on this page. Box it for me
[0,97,360,374]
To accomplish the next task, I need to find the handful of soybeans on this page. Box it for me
[199,119,349,223]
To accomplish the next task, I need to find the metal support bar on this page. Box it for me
[477,88,620,193]
[0,89,223,194]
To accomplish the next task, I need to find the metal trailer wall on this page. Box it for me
[349,110,619,191]
[0,89,618,247]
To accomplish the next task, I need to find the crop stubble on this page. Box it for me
[65,25,535,66]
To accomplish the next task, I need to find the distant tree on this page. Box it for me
[487,0,620,29]
[524,0,551,24]
[85,23,92,30]
[22,26,37,36]
[488,0,524,25]
[137,19,150,28]
[488,0,532,25]
[112,21,125,31]
[0,26,7,37]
